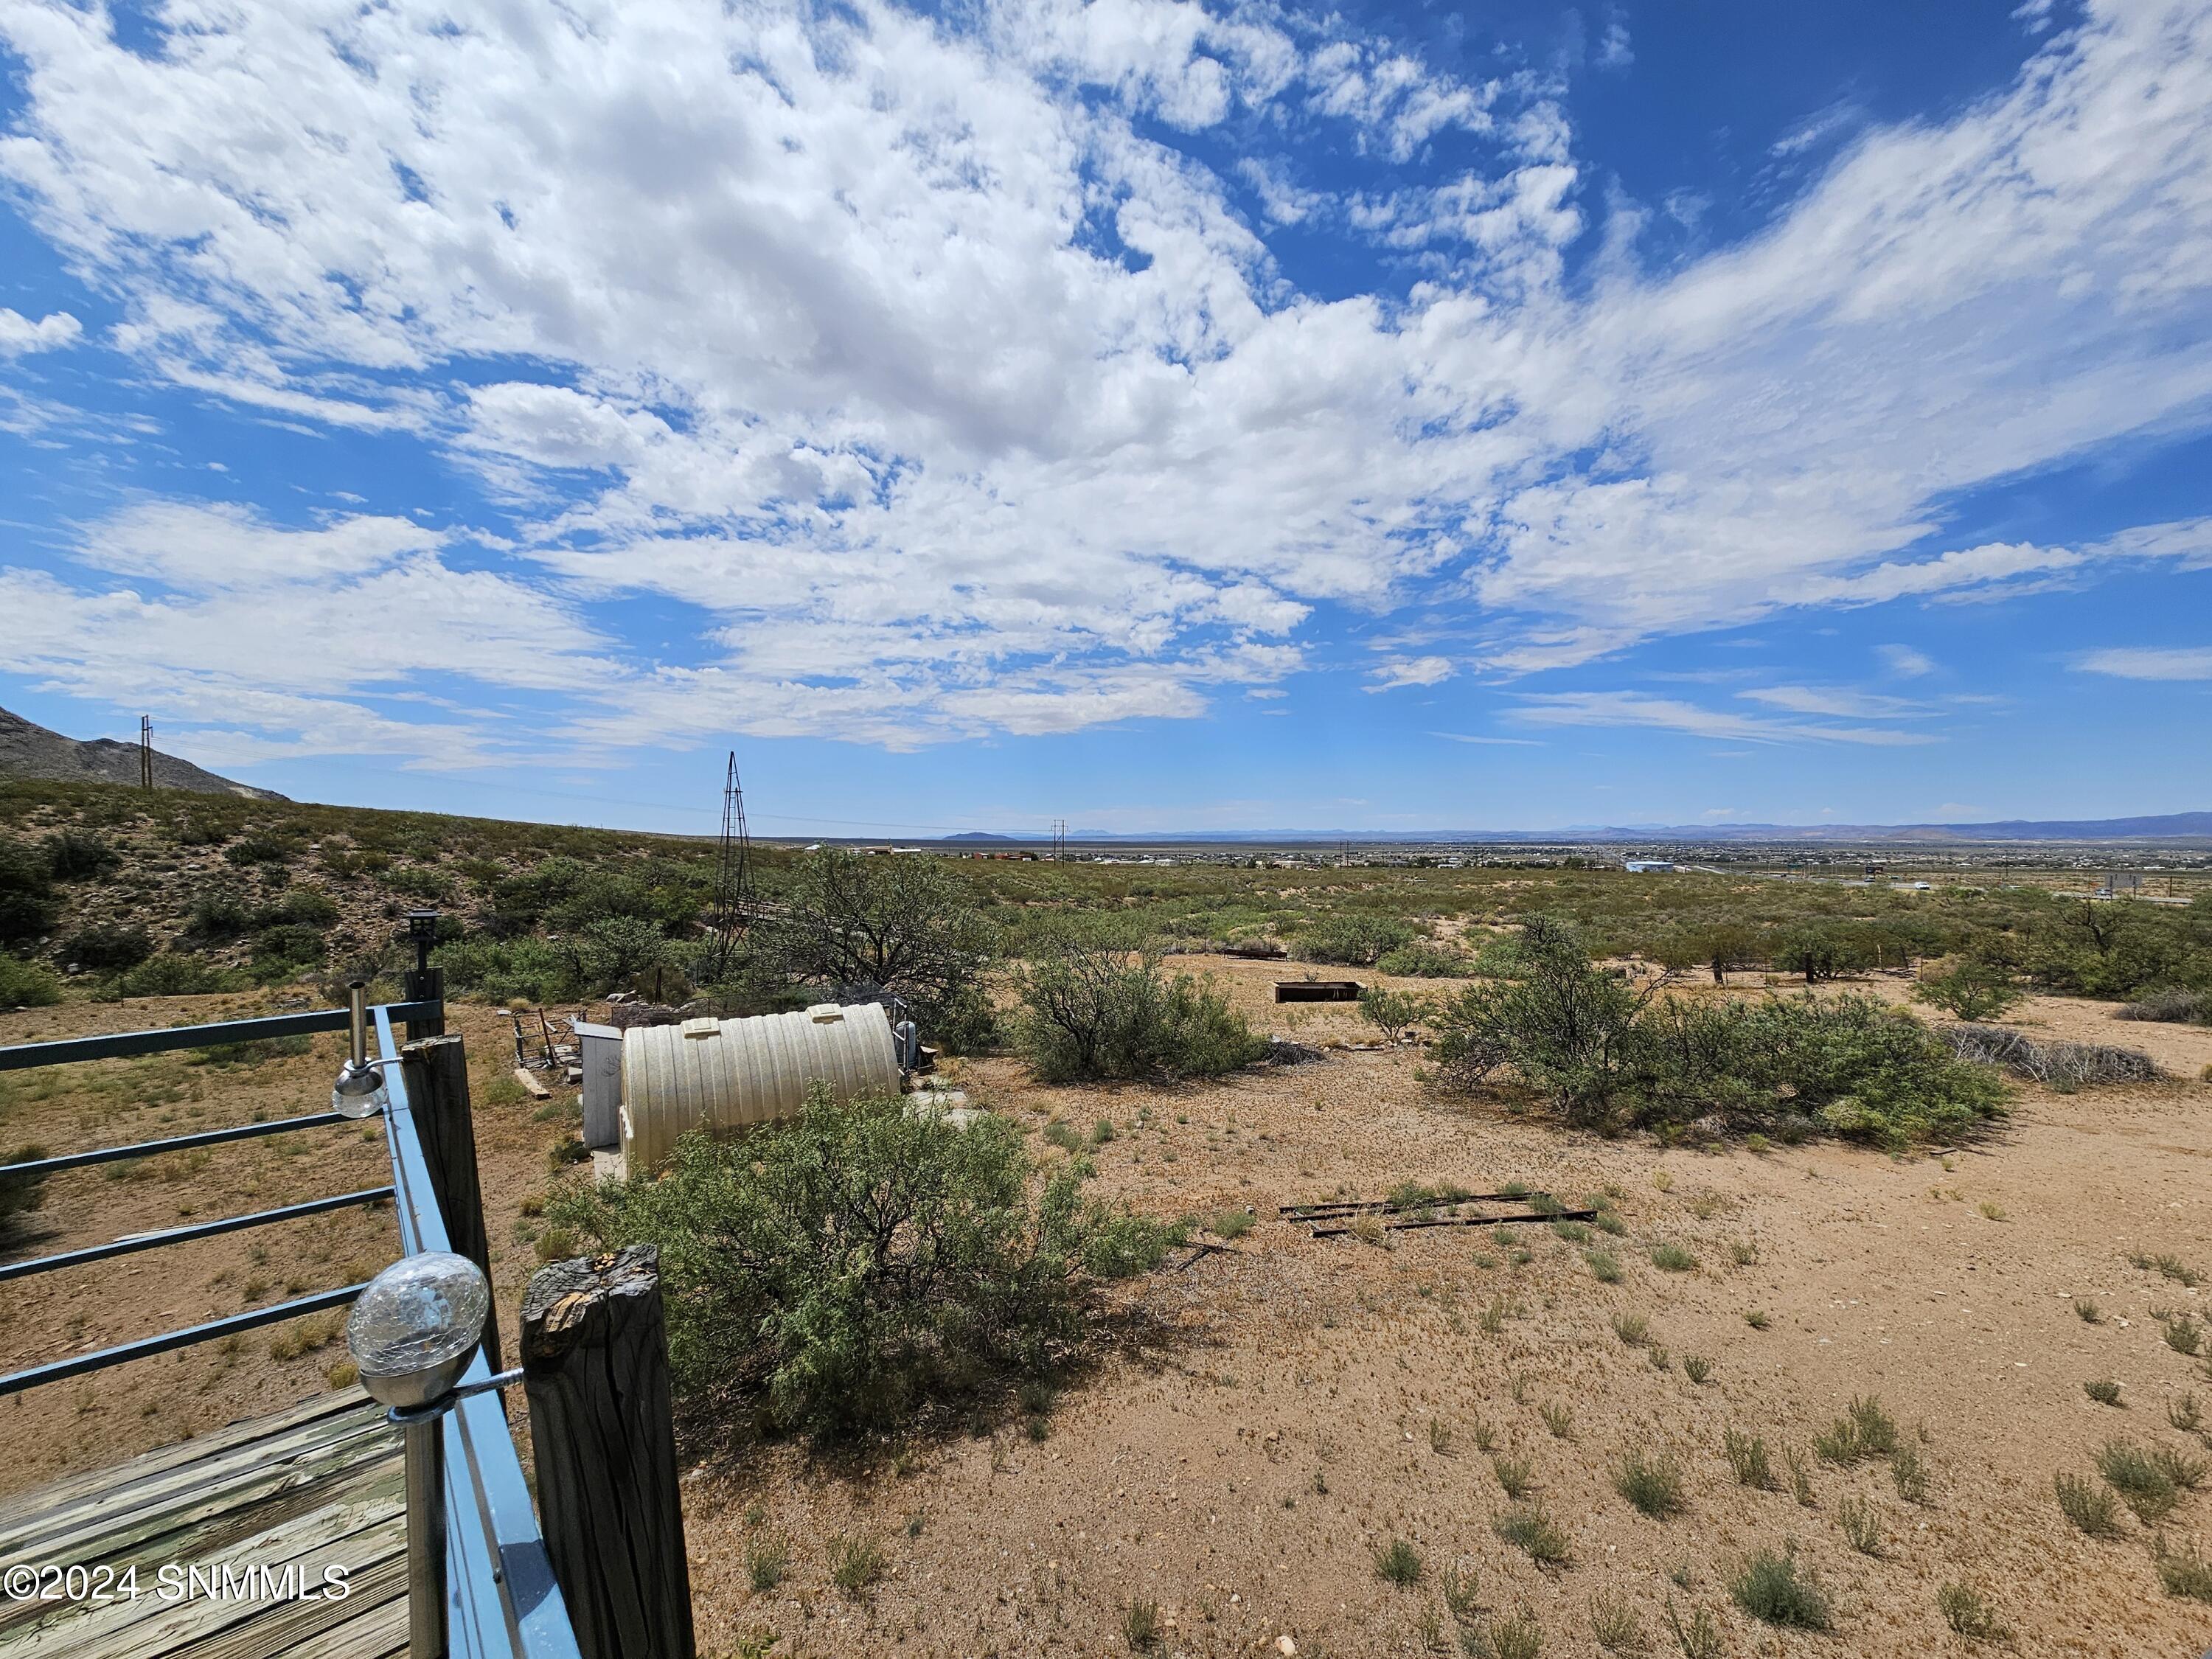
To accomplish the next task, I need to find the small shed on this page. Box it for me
[572,1020,624,1149]
[619,1002,901,1172]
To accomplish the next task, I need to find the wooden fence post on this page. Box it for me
[402,962,446,1043]
[521,1246,695,1659]
[399,1033,500,1369]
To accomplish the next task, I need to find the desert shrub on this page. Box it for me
[0,837,56,943]
[1725,1430,1777,1490]
[1614,1449,1686,1517]
[1940,1023,2158,1088]
[1936,1582,2009,1641]
[0,953,63,1006]
[930,986,1004,1054]
[268,886,338,928]
[1373,1538,1422,1585]
[186,893,257,939]
[1430,916,1649,1124]
[1731,1548,1830,1630]
[1636,993,2009,1147]
[1437,922,2003,1145]
[2053,1472,2123,1537]
[111,951,243,998]
[1,1143,50,1237]
[250,923,327,979]
[1291,914,1416,967]
[1494,1503,1571,1566]
[1357,984,1430,1042]
[769,847,993,1022]
[1014,919,1263,1082]
[223,832,299,867]
[434,935,579,1004]
[544,1086,1151,1437]
[63,923,154,972]
[42,828,117,882]
[2118,987,2210,1025]
[562,915,673,996]
[386,863,455,902]
[1377,939,1472,977]
[1912,956,2023,1021]
[1773,925,1862,984]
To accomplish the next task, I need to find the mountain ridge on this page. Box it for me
[0,707,286,801]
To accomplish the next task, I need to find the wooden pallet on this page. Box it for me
[0,1390,406,1659]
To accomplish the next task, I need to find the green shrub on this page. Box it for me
[1014,919,1264,1082]
[269,886,338,927]
[1,1143,50,1236]
[1291,914,1416,966]
[186,893,257,938]
[63,923,153,971]
[1357,984,1430,1042]
[1936,1582,2009,1641]
[1774,925,1862,985]
[1431,916,1649,1123]
[1731,1548,1830,1630]
[0,953,63,1006]
[1494,1503,1571,1566]
[0,837,56,943]
[1373,1537,1422,1586]
[1632,992,2008,1147]
[42,828,117,882]
[434,936,580,1004]
[1614,1449,1686,1517]
[106,951,241,999]
[223,832,299,866]
[2053,1472,2124,1538]
[1912,956,2023,1021]
[545,1086,1150,1437]
[1377,939,1472,977]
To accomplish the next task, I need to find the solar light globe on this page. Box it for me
[330,1057,389,1120]
[345,1251,490,1410]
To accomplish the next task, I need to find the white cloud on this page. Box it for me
[1366,655,1456,691]
[0,0,2207,762]
[1877,643,1937,678]
[1738,684,1928,718]
[1512,690,1941,745]
[0,307,80,355]
[1430,730,1541,745]
[2073,644,2212,680]
[1595,23,1634,71]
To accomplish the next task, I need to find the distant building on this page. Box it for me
[1623,859,1677,873]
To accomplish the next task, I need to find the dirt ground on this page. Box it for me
[673,959,2212,1659]
[7,964,2212,1656]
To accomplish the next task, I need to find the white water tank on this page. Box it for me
[619,1002,901,1172]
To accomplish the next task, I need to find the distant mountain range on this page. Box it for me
[0,707,285,801]
[921,812,2212,845]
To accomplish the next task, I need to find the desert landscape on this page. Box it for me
[7,809,2212,1659]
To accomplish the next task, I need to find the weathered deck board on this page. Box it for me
[0,1392,405,1659]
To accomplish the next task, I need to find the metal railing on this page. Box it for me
[0,995,582,1659]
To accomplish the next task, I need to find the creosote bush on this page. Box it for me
[1430,917,2007,1145]
[544,1085,1175,1437]
[1013,919,1265,1082]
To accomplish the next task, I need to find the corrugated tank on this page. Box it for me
[619,1002,901,1172]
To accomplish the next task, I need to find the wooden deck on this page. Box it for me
[0,1390,407,1659]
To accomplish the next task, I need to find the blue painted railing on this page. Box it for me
[0,999,582,1659]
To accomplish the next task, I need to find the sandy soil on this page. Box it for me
[7,964,2212,1656]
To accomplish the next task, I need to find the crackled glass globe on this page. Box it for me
[345,1251,489,1408]
[330,1058,389,1120]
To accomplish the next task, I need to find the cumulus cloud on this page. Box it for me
[1367,655,1456,691]
[0,307,80,355]
[0,0,2207,763]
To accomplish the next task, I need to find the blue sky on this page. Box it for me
[1,0,2208,838]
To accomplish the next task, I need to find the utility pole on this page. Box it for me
[139,716,153,789]
[1050,819,1067,860]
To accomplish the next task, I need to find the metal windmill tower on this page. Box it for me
[703,751,756,983]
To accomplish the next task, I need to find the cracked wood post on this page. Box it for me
[521,1245,695,1659]
[399,1032,500,1370]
